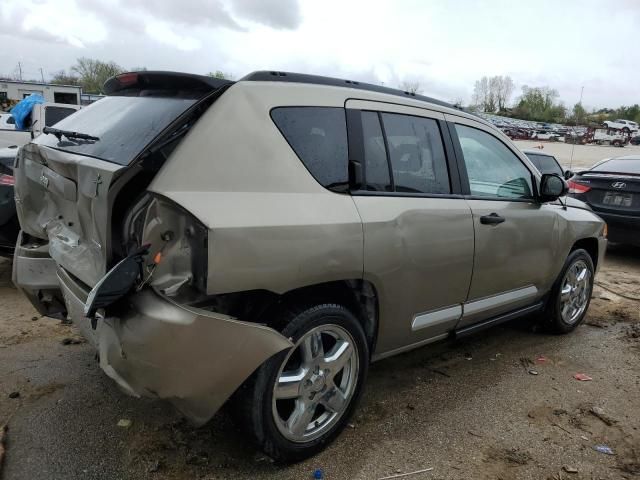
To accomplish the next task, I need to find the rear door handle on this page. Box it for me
[480,213,505,225]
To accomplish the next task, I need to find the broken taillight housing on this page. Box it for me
[124,194,208,297]
[567,180,591,194]
[0,174,15,186]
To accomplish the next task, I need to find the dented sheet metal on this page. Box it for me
[58,269,292,425]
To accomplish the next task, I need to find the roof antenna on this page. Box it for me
[569,85,584,172]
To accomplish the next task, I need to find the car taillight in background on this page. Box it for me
[567,180,591,194]
[0,174,14,186]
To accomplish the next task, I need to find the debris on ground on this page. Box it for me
[313,468,324,479]
[593,444,615,455]
[573,373,592,381]
[589,406,616,426]
[8,391,20,399]
[117,419,132,428]
[464,352,472,360]
[535,355,548,363]
[528,369,539,375]
[562,465,578,473]
[377,467,434,479]
[61,337,83,345]
[31,316,38,321]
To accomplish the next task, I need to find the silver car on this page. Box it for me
[12,71,606,461]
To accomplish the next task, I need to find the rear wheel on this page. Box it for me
[235,303,369,462]
[543,249,594,333]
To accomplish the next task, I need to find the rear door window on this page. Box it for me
[35,96,198,165]
[379,113,450,194]
[271,107,348,190]
[360,111,392,191]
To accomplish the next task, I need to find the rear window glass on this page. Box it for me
[271,107,348,190]
[591,158,640,175]
[44,106,77,127]
[525,153,563,176]
[35,96,196,165]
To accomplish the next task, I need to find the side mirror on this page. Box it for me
[539,174,568,202]
[563,169,573,180]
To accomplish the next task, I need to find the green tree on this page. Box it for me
[207,70,233,80]
[50,70,81,86]
[513,86,564,122]
[571,102,587,125]
[71,57,124,94]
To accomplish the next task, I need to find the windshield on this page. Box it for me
[592,158,640,175]
[525,153,563,176]
[35,96,196,165]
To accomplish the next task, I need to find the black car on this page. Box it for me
[568,155,640,246]
[523,149,573,179]
[0,146,19,257]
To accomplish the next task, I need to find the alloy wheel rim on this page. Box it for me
[559,259,592,324]
[272,324,359,443]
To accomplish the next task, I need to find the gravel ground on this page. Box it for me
[1,246,639,480]
[514,141,640,170]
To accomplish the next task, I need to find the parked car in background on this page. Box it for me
[568,155,640,246]
[522,149,573,179]
[532,130,562,141]
[13,70,606,462]
[603,119,639,133]
[0,145,18,256]
[0,102,80,148]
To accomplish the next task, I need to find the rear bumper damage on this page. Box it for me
[15,244,292,425]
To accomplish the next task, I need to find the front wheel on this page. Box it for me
[235,303,369,462]
[543,249,595,333]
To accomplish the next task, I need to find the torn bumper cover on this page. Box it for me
[57,267,292,425]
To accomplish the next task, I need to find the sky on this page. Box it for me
[1,0,638,109]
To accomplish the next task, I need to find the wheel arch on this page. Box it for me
[570,237,599,270]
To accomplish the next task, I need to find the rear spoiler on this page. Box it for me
[103,71,234,97]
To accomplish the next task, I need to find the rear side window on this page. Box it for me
[44,106,77,127]
[271,107,348,190]
[361,111,391,191]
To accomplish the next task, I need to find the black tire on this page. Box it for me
[543,249,595,333]
[234,302,369,463]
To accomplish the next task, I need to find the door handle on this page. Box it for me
[480,213,505,225]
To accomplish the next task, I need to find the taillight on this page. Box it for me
[0,173,14,186]
[567,180,590,194]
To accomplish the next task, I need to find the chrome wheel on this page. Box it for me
[272,324,359,443]
[559,259,592,324]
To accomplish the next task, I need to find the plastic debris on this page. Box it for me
[117,419,132,428]
[11,93,44,130]
[535,355,548,363]
[313,468,324,479]
[528,369,539,375]
[378,467,434,480]
[593,444,614,455]
[573,373,592,381]
[563,466,578,473]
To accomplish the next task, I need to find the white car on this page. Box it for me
[533,130,562,141]
[603,119,638,133]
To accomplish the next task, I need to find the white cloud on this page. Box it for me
[1,0,639,108]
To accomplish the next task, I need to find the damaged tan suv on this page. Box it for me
[12,71,606,461]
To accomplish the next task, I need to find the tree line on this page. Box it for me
[471,75,639,126]
[47,58,232,94]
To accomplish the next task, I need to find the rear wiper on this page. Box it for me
[42,126,100,142]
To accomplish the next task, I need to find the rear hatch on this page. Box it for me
[14,72,232,288]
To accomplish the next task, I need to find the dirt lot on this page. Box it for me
[513,141,640,170]
[1,246,639,480]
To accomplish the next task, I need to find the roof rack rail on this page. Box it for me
[241,70,463,111]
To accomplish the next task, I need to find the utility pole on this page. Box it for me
[39,68,45,83]
[17,62,22,81]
